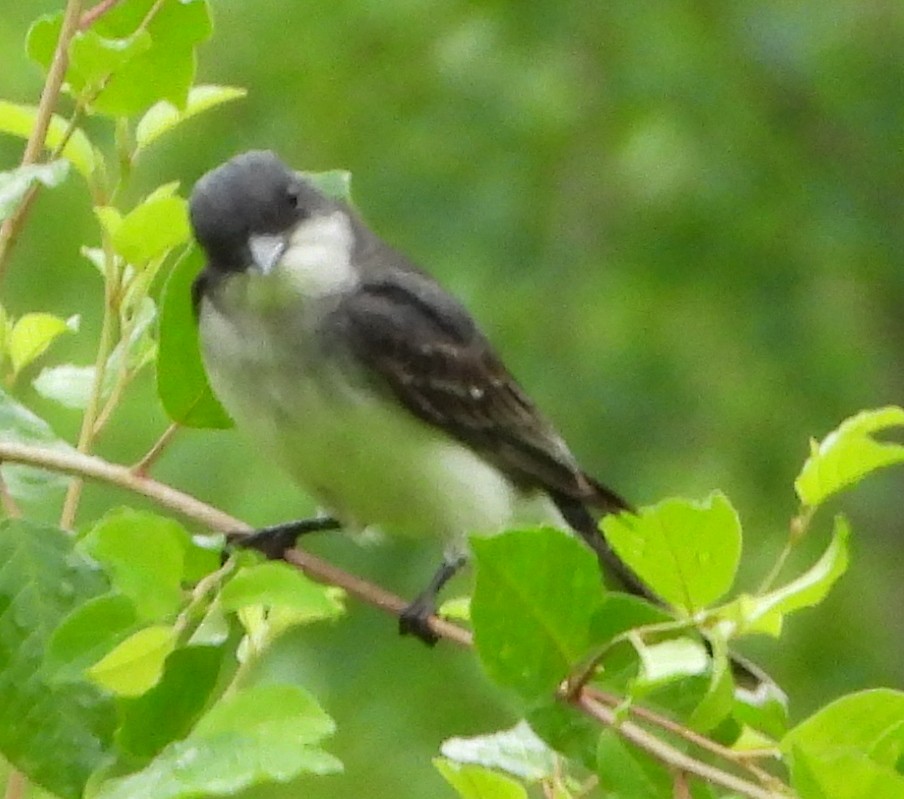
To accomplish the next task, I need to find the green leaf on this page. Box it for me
[157,246,232,428]
[602,492,742,613]
[116,643,234,760]
[0,520,114,799]
[93,683,341,799]
[136,84,247,151]
[80,509,188,620]
[795,406,904,507]
[0,387,73,501]
[32,363,100,409]
[34,298,157,410]
[718,516,849,637]
[44,592,140,683]
[88,0,214,117]
[434,759,528,799]
[8,311,73,374]
[299,169,353,202]
[95,205,123,238]
[784,689,904,799]
[527,702,602,773]
[194,683,334,742]
[633,637,709,691]
[596,729,672,799]
[29,14,153,102]
[112,194,190,265]
[733,683,790,741]
[24,13,59,69]
[0,100,96,177]
[440,721,556,782]
[220,561,344,620]
[471,527,605,699]
[86,624,176,696]
[0,160,69,221]
[69,29,153,99]
[439,595,472,622]
[688,638,735,731]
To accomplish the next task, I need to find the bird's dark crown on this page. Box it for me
[189,150,332,270]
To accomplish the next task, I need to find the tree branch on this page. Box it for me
[0,441,469,644]
[0,441,787,799]
[574,693,785,799]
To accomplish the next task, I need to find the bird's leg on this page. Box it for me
[227,516,342,560]
[399,553,468,645]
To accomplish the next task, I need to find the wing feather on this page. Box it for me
[331,270,621,508]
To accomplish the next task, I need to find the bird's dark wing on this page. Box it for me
[330,268,627,513]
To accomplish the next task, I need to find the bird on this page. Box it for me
[189,149,650,644]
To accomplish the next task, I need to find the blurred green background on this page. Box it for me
[2,1,903,797]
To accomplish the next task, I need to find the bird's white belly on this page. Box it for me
[199,300,565,546]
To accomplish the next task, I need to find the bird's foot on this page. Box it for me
[226,517,341,561]
[399,596,439,646]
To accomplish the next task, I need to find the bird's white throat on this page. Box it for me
[275,210,358,298]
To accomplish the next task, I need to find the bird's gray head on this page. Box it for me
[190,150,336,273]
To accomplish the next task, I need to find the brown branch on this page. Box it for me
[574,694,784,799]
[3,770,26,799]
[131,422,181,476]
[0,0,83,283]
[0,441,788,799]
[0,441,465,644]
[79,0,124,29]
[586,687,782,786]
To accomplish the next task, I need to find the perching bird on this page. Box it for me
[189,150,649,643]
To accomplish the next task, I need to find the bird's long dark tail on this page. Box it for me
[551,487,656,601]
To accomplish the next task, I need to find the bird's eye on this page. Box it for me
[286,187,302,209]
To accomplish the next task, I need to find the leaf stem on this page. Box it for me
[131,421,180,476]
[757,505,815,593]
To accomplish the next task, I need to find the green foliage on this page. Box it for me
[1,2,903,798]
[157,246,232,428]
[0,101,96,176]
[435,759,528,799]
[93,684,341,799]
[602,492,742,612]
[471,528,605,698]
[0,520,114,799]
[783,690,904,799]
[717,517,850,637]
[135,85,246,152]
[0,160,68,221]
[794,407,904,508]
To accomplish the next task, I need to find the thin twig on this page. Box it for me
[575,694,785,799]
[673,770,691,799]
[59,247,119,528]
[3,769,26,799]
[0,0,84,282]
[132,422,181,476]
[79,0,124,29]
[0,473,22,518]
[0,441,790,799]
[586,687,782,785]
